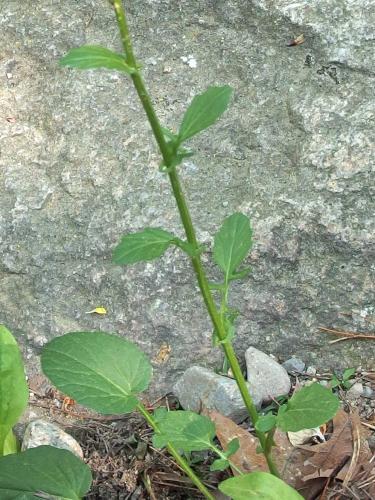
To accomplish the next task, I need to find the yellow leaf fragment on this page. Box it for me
[85,307,107,315]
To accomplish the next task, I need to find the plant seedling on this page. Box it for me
[330,367,356,390]
[23,0,341,497]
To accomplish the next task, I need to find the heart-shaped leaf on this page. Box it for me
[276,383,339,432]
[178,86,233,143]
[113,228,177,264]
[60,45,135,74]
[153,411,216,452]
[213,213,252,281]
[41,332,151,414]
[219,471,303,499]
[0,446,92,500]
[0,326,28,455]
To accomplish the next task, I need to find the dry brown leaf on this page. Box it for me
[206,409,295,480]
[288,427,325,447]
[298,409,353,476]
[207,410,267,474]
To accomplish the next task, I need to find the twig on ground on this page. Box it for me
[319,327,375,343]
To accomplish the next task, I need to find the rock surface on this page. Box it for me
[0,0,374,395]
[173,366,262,423]
[282,357,306,374]
[21,419,83,459]
[246,347,291,402]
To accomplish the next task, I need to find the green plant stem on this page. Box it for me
[136,403,215,500]
[112,0,279,479]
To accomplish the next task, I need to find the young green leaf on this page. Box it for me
[0,325,29,455]
[0,446,92,500]
[60,45,136,74]
[225,437,240,458]
[210,458,230,472]
[343,367,356,381]
[276,383,339,432]
[41,332,152,414]
[152,411,216,452]
[255,413,277,433]
[178,86,233,143]
[213,213,252,280]
[113,228,177,264]
[219,472,303,499]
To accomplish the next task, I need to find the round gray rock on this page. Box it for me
[246,347,291,402]
[173,366,262,423]
[21,419,83,459]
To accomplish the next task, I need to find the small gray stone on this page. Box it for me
[306,366,317,376]
[246,347,291,403]
[22,419,83,459]
[173,366,262,423]
[282,357,306,374]
[362,386,373,398]
[346,382,364,399]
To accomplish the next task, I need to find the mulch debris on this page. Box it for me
[27,366,375,499]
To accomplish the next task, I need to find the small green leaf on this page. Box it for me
[113,228,177,264]
[330,375,340,389]
[178,86,233,143]
[41,331,152,414]
[276,383,339,432]
[225,438,240,458]
[228,266,252,281]
[60,45,136,74]
[255,414,277,433]
[152,411,216,452]
[210,458,230,472]
[0,446,92,499]
[342,367,356,381]
[219,472,303,499]
[213,213,252,281]
[0,326,29,455]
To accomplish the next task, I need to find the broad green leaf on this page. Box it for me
[41,332,151,414]
[178,86,233,143]
[213,213,252,280]
[210,458,230,472]
[225,437,240,458]
[0,446,91,499]
[113,228,177,265]
[60,45,135,74]
[219,472,303,499]
[153,411,216,452]
[276,383,339,432]
[255,413,277,433]
[0,326,28,455]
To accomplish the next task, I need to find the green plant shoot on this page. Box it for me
[36,0,341,497]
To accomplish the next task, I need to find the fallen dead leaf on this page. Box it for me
[288,427,325,447]
[207,410,267,474]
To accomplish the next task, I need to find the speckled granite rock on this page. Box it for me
[0,0,373,395]
[21,419,83,459]
[173,366,262,423]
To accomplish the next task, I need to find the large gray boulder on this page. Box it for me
[0,1,373,395]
